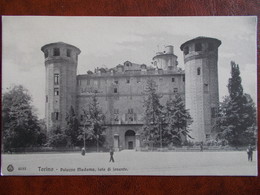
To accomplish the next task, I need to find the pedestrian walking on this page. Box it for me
[200,142,203,152]
[109,148,115,162]
[247,144,253,162]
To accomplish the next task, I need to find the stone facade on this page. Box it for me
[42,36,221,150]
[180,37,221,142]
[41,42,81,131]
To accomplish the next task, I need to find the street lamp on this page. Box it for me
[84,130,86,149]
[83,122,88,150]
[159,123,162,149]
[81,125,87,156]
[97,134,99,152]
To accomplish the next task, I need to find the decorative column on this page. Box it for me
[135,133,140,151]
[114,134,119,152]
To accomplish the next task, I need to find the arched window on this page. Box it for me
[197,67,201,75]
[125,130,135,136]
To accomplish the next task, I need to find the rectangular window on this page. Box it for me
[52,112,59,121]
[54,74,59,85]
[114,80,119,84]
[55,112,59,120]
[195,43,202,52]
[114,88,118,93]
[172,77,175,82]
[53,48,60,56]
[211,107,216,118]
[204,83,209,93]
[54,88,59,96]
[173,88,178,93]
[197,67,201,75]
[46,95,48,103]
[67,49,71,57]
[126,78,130,84]
[183,75,185,82]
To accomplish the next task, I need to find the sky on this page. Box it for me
[2,16,257,119]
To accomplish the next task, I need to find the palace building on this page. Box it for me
[41,36,221,150]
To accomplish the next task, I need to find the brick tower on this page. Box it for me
[180,37,221,142]
[41,42,81,131]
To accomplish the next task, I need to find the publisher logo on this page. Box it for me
[7,164,14,172]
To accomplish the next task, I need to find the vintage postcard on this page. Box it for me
[1,16,257,176]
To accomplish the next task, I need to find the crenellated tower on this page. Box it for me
[41,42,81,131]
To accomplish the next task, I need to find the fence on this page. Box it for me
[140,145,250,152]
[3,145,250,154]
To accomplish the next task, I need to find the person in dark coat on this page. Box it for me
[109,148,115,162]
[247,144,253,162]
[200,142,203,152]
[81,147,86,156]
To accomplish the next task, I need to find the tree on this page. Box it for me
[47,126,69,147]
[217,61,257,146]
[2,85,42,151]
[83,90,106,150]
[36,119,47,146]
[141,78,165,147]
[165,93,193,146]
[65,106,80,147]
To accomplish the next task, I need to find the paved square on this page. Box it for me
[1,151,257,176]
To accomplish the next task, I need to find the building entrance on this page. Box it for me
[128,141,134,149]
[125,130,136,150]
